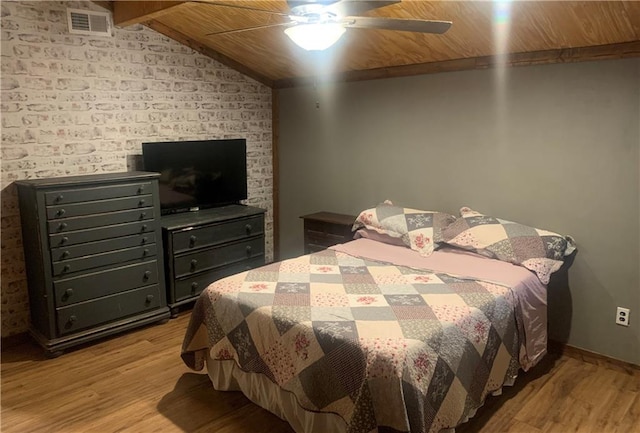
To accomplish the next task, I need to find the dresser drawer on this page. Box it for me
[47,207,154,234]
[304,231,349,250]
[52,244,157,277]
[305,229,351,243]
[54,260,159,306]
[172,215,264,253]
[49,221,153,248]
[304,219,354,238]
[44,181,150,205]
[304,219,354,249]
[173,257,265,302]
[46,195,152,220]
[50,232,156,261]
[174,236,265,278]
[56,284,162,335]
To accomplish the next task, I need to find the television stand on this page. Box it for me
[160,204,266,317]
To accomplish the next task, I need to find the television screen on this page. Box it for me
[142,139,247,214]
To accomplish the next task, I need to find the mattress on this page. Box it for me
[182,238,548,433]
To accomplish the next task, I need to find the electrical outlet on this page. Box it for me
[616,307,630,326]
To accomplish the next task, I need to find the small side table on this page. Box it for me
[300,212,357,254]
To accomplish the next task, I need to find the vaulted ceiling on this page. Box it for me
[100,1,639,88]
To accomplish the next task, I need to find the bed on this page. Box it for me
[181,204,575,433]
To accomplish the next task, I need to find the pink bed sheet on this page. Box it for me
[331,239,547,370]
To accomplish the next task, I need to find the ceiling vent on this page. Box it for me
[67,8,112,36]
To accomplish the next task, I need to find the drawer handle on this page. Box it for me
[58,222,68,231]
[141,224,148,232]
[60,236,69,245]
[246,245,252,255]
[145,294,154,304]
[245,224,252,234]
[142,248,149,257]
[62,264,71,273]
[141,236,148,244]
[191,282,199,294]
[56,209,66,217]
[143,270,151,280]
[138,185,145,194]
[190,259,198,271]
[68,315,77,325]
[189,235,197,247]
[138,199,145,206]
[139,212,147,219]
[61,250,70,259]
[55,194,64,203]
[62,288,73,300]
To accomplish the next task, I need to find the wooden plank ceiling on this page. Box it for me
[105,1,640,88]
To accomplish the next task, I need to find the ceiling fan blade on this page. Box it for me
[191,1,290,17]
[344,17,452,34]
[325,0,401,17]
[205,22,292,36]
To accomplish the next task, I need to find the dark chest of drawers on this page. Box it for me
[16,172,169,356]
[300,212,357,254]
[161,204,266,316]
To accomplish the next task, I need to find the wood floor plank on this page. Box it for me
[191,400,294,433]
[513,357,588,430]
[616,393,640,433]
[2,312,639,433]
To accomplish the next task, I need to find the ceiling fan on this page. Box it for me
[194,0,452,50]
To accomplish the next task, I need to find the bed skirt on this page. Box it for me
[205,354,515,433]
[206,356,347,433]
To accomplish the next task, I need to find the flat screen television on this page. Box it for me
[141,139,247,215]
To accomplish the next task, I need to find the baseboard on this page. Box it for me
[1,332,30,351]
[549,340,640,373]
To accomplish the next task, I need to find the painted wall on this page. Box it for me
[0,1,273,337]
[278,59,640,365]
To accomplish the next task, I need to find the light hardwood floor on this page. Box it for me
[2,312,638,433]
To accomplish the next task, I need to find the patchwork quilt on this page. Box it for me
[182,248,524,433]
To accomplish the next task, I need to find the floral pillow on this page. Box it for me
[352,202,456,256]
[441,207,576,284]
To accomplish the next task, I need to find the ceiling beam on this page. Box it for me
[274,41,640,89]
[113,1,186,27]
[145,19,274,88]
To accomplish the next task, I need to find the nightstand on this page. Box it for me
[300,212,357,254]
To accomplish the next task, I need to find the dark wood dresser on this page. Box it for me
[300,211,357,254]
[161,204,266,316]
[15,172,169,357]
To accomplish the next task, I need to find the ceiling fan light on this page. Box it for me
[284,23,346,51]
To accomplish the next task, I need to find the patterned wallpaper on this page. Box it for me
[0,1,274,337]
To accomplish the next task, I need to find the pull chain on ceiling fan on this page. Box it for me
[195,0,452,51]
